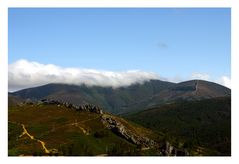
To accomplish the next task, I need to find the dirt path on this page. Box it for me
[40,115,101,137]
[141,147,150,151]
[194,80,198,95]
[15,116,101,154]
[79,115,101,123]
[64,115,102,134]
[69,120,89,135]
[18,124,50,154]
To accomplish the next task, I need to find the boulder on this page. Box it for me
[101,115,157,148]
[161,141,189,156]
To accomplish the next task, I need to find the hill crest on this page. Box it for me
[10,79,230,114]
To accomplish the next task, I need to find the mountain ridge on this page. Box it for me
[8,79,231,156]
[10,79,230,114]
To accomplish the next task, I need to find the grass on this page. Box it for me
[9,103,160,156]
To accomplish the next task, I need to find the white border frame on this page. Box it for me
[1,0,238,163]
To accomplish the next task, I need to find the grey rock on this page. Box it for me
[101,115,157,149]
[38,99,104,114]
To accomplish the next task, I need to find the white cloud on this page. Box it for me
[217,76,231,89]
[190,72,231,89]
[190,72,210,81]
[8,60,231,91]
[8,59,160,92]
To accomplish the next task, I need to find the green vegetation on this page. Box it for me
[126,97,231,155]
[8,79,231,156]
[8,103,161,156]
[8,122,45,156]
[11,80,230,115]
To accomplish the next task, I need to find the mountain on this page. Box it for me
[125,97,231,155]
[9,100,190,156]
[8,79,231,156]
[136,80,230,110]
[8,94,24,107]
[152,80,231,101]
[10,79,230,114]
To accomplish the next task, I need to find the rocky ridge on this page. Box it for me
[23,98,103,114]
[101,114,157,149]
[21,99,189,156]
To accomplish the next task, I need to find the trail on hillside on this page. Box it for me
[64,115,102,134]
[194,80,198,95]
[69,120,89,135]
[39,115,102,137]
[63,115,102,135]
[18,123,51,154]
[12,115,102,155]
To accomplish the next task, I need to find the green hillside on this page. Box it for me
[10,80,176,114]
[125,97,231,156]
[9,80,231,156]
[10,80,230,115]
[9,102,166,156]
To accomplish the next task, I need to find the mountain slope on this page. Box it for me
[10,80,175,114]
[125,97,231,155]
[9,100,182,156]
[130,80,230,112]
[152,80,231,102]
[11,79,230,114]
[8,79,231,156]
[8,94,24,107]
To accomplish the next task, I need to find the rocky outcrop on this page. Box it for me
[24,99,34,105]
[39,99,103,114]
[101,114,157,149]
[101,114,189,156]
[161,141,189,156]
[78,104,103,114]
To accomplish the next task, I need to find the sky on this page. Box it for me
[8,8,231,91]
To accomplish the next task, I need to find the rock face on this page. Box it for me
[101,115,189,156]
[39,99,103,114]
[161,141,189,156]
[101,114,157,149]
[24,99,34,105]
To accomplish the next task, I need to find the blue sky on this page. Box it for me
[8,8,231,90]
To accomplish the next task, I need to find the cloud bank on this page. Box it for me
[8,60,231,92]
[8,59,160,91]
[216,76,231,89]
[191,73,210,81]
[190,72,231,89]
